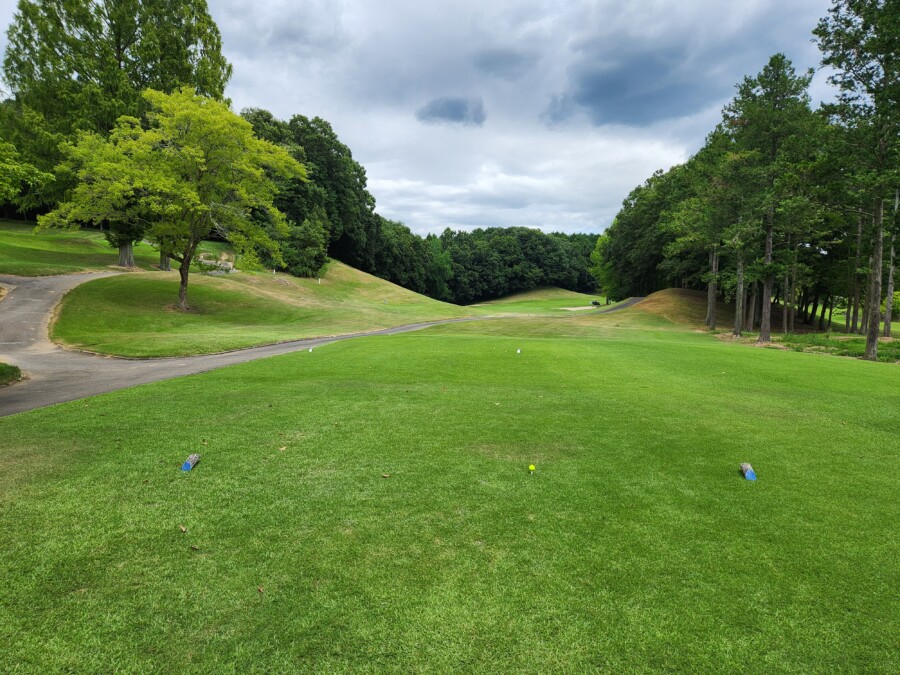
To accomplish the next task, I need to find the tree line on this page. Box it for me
[0,0,597,309]
[593,0,898,360]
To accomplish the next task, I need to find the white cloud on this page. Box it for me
[0,0,837,233]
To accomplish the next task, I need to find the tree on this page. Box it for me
[724,54,815,342]
[2,0,232,206]
[815,0,900,359]
[40,88,306,309]
[0,139,51,204]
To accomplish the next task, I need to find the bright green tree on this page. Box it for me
[40,88,307,309]
[2,0,232,206]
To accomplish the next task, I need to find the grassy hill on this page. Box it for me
[52,262,478,356]
[472,287,605,314]
[0,220,161,275]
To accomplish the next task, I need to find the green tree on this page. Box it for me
[0,138,51,204]
[40,88,306,309]
[815,0,900,358]
[724,54,815,342]
[2,0,232,206]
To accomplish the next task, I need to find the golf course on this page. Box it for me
[0,223,896,672]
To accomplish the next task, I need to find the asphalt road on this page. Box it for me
[0,273,642,418]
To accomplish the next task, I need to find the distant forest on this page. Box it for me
[241,109,598,304]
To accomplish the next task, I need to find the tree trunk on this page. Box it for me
[827,296,835,330]
[178,260,191,310]
[818,295,828,330]
[118,241,135,268]
[782,271,790,335]
[758,215,774,342]
[883,190,896,337]
[734,254,744,337]
[706,247,719,330]
[851,214,864,334]
[789,263,798,333]
[746,282,758,331]
[808,292,819,329]
[864,198,884,361]
[160,251,171,271]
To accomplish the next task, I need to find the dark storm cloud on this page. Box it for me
[546,49,715,126]
[472,48,537,81]
[416,96,487,127]
[545,1,827,128]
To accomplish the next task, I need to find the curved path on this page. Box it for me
[0,273,642,418]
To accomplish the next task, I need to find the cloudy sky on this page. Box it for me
[0,0,836,234]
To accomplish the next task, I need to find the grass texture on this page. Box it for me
[0,312,897,671]
[51,262,477,356]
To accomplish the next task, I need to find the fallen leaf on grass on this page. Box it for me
[190,545,200,551]
[179,524,187,533]
[257,586,264,593]
[382,474,391,478]
[279,446,286,452]
[201,439,208,446]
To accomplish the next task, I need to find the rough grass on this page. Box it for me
[779,332,900,363]
[0,363,21,387]
[52,262,478,356]
[0,322,896,671]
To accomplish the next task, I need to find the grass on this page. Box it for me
[0,363,21,386]
[779,331,900,363]
[472,287,605,314]
[0,307,897,671]
[0,220,160,275]
[52,262,478,356]
[0,220,234,276]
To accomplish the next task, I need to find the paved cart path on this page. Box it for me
[0,273,641,417]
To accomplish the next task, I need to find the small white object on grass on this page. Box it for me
[516,348,521,354]
[308,348,313,353]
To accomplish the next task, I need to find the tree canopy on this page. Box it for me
[40,88,306,308]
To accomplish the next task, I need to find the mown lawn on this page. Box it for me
[1,316,896,671]
[51,262,478,356]
[0,220,160,275]
[472,287,606,314]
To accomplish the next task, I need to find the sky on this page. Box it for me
[0,0,837,235]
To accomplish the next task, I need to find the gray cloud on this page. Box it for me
[473,48,537,81]
[0,0,837,234]
[416,96,486,127]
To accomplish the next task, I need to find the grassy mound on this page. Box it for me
[0,363,21,387]
[0,220,160,275]
[474,287,604,314]
[631,288,734,326]
[0,323,896,670]
[52,262,476,356]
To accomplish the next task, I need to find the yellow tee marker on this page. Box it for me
[528,464,535,474]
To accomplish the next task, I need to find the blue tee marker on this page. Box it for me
[740,462,757,481]
[182,453,201,471]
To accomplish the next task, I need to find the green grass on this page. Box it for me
[0,311,897,671]
[52,262,477,356]
[779,331,900,363]
[472,287,606,314]
[0,363,21,386]
[0,220,160,275]
[0,220,234,276]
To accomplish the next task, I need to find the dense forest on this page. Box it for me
[595,2,898,360]
[0,0,596,306]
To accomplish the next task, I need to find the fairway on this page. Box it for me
[1,313,896,671]
[51,262,477,356]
